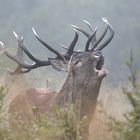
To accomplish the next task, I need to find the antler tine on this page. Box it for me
[7,66,31,75]
[13,31,24,60]
[59,44,82,53]
[32,27,65,60]
[83,20,93,32]
[66,27,79,56]
[71,24,90,38]
[83,20,97,44]
[59,43,68,50]
[85,28,97,51]
[96,17,114,51]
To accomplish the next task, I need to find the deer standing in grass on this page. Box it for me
[0,18,114,140]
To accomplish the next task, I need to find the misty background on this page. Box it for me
[0,0,140,89]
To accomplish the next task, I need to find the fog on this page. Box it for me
[0,0,140,87]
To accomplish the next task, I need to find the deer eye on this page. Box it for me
[74,60,83,66]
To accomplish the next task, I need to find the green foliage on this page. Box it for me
[0,85,7,111]
[107,50,140,140]
[121,50,140,140]
[0,86,87,140]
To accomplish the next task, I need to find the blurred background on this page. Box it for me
[0,0,140,89]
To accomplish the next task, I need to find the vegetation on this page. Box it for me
[100,50,140,140]
[0,84,89,140]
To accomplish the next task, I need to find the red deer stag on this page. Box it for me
[0,17,114,139]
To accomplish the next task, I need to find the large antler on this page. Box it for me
[0,32,51,74]
[72,17,114,52]
[0,28,79,74]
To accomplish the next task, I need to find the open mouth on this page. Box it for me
[94,52,107,78]
[96,56,104,70]
[95,52,104,71]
